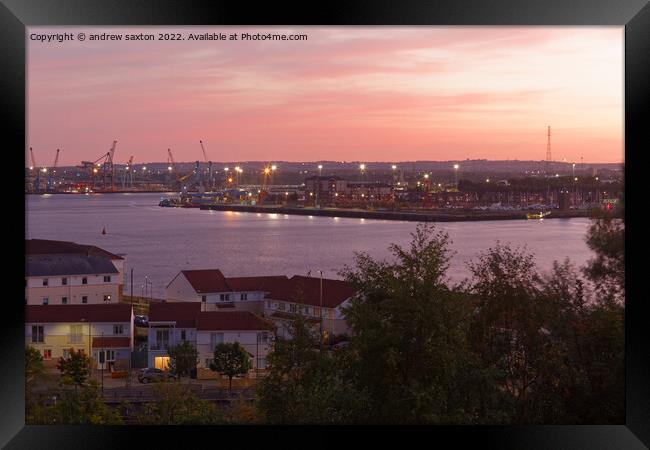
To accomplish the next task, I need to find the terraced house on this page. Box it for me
[165,269,357,339]
[147,302,274,379]
[25,303,134,371]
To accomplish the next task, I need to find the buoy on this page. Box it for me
[102,227,106,235]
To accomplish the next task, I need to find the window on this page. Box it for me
[43,349,52,360]
[257,332,268,344]
[42,297,48,305]
[240,293,248,301]
[31,326,44,343]
[156,329,170,349]
[82,277,88,285]
[278,302,285,311]
[62,278,68,286]
[257,357,267,370]
[314,307,321,318]
[103,295,111,302]
[210,332,224,349]
[69,324,82,343]
[289,304,297,313]
[42,278,48,286]
[82,296,88,304]
[113,324,124,335]
[201,295,207,303]
[205,358,211,368]
[219,294,230,301]
[266,300,272,308]
[304,306,310,314]
[103,275,111,282]
[180,330,186,341]
[62,296,68,305]
[62,348,71,359]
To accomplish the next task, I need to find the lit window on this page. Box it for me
[104,295,111,302]
[154,356,170,370]
[69,325,82,343]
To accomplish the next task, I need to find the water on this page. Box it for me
[26,193,594,298]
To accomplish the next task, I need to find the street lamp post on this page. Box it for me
[318,164,323,176]
[453,164,460,188]
[318,270,323,354]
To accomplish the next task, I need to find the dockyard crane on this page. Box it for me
[200,140,213,190]
[47,148,60,192]
[29,147,41,192]
[122,155,134,189]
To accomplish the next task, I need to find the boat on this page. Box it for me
[526,211,551,219]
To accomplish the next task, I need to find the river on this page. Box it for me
[26,193,594,298]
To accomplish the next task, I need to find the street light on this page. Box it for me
[318,164,323,176]
[453,164,459,187]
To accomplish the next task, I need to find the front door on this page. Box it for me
[97,350,115,370]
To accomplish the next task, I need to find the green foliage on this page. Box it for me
[210,342,251,391]
[254,222,623,425]
[25,346,45,385]
[167,340,199,379]
[57,348,92,386]
[256,315,370,424]
[28,380,122,425]
[137,383,225,425]
[584,213,624,304]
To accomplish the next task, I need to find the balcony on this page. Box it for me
[149,342,170,351]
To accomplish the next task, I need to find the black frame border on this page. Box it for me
[2,1,648,448]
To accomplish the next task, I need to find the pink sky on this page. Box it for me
[27,27,623,165]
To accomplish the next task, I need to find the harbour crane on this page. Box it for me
[47,148,60,192]
[122,155,134,189]
[200,140,213,190]
[77,140,117,191]
[29,147,41,193]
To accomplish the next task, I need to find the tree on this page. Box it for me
[137,383,224,425]
[26,346,45,385]
[29,379,122,425]
[256,314,369,424]
[57,348,92,387]
[210,342,251,392]
[167,340,199,381]
[584,211,624,304]
[339,223,490,423]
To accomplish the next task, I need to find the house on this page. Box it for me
[25,239,125,305]
[25,303,134,371]
[148,302,274,379]
[165,269,285,312]
[165,269,357,339]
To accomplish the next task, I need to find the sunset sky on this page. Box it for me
[27,27,623,166]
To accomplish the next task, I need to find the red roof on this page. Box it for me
[266,276,356,308]
[92,337,131,348]
[149,302,202,327]
[26,304,132,323]
[180,269,230,293]
[225,275,289,292]
[25,239,124,260]
[196,311,274,331]
[173,269,357,308]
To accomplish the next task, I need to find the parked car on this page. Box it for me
[138,368,178,383]
[134,315,149,327]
